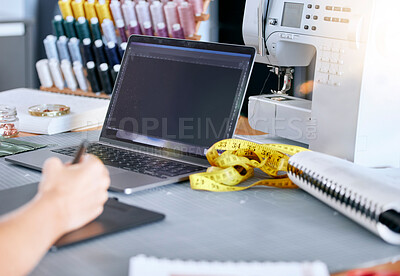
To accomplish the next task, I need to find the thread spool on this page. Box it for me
[52,15,65,38]
[101,19,118,44]
[105,41,121,67]
[160,0,169,5]
[72,61,88,91]
[56,36,71,62]
[61,60,78,91]
[157,22,168,37]
[75,17,91,41]
[36,59,54,88]
[48,59,65,90]
[84,0,97,20]
[82,38,95,64]
[94,39,108,65]
[128,20,142,35]
[90,17,102,41]
[111,64,120,84]
[63,16,77,38]
[115,19,128,43]
[71,0,85,19]
[95,0,113,23]
[143,21,154,36]
[173,0,185,6]
[164,2,180,35]
[58,0,74,19]
[188,0,203,16]
[86,61,101,92]
[150,0,166,33]
[135,1,152,33]
[178,2,196,38]
[110,0,124,23]
[99,63,113,94]
[43,35,59,61]
[68,37,83,64]
[119,42,127,59]
[172,23,185,39]
[122,0,137,27]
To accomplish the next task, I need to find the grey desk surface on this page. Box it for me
[1,131,399,275]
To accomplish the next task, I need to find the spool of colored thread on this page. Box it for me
[188,0,204,16]
[43,35,59,61]
[84,0,97,20]
[143,21,154,36]
[68,37,83,64]
[173,0,185,6]
[105,41,121,67]
[94,39,108,65]
[164,2,180,35]
[101,19,118,44]
[58,0,74,19]
[111,64,120,84]
[135,1,152,33]
[172,23,185,39]
[61,60,78,91]
[150,0,166,33]
[99,63,113,94]
[160,0,169,5]
[178,2,196,38]
[157,22,169,37]
[110,0,124,23]
[73,61,88,91]
[82,38,95,64]
[36,59,54,88]
[119,42,127,58]
[116,19,128,43]
[86,61,102,92]
[90,17,102,41]
[129,20,142,35]
[63,16,78,38]
[52,15,65,38]
[71,0,85,19]
[56,36,71,62]
[75,17,91,41]
[122,0,137,27]
[95,0,113,23]
[48,59,65,90]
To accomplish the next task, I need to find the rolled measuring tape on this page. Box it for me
[189,139,309,192]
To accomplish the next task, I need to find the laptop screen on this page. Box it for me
[101,36,255,156]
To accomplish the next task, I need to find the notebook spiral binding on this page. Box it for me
[287,161,383,223]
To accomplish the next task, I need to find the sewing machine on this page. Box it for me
[242,0,400,167]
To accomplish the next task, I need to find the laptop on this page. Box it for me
[6,35,256,194]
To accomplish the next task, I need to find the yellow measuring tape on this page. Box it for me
[189,139,309,192]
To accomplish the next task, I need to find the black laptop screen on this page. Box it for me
[102,37,255,155]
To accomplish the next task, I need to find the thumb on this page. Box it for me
[42,157,64,175]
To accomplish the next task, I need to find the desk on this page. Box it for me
[8,119,400,276]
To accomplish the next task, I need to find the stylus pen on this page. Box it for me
[72,140,90,164]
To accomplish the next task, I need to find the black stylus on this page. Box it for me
[71,140,90,164]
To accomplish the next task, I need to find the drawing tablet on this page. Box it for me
[0,183,165,249]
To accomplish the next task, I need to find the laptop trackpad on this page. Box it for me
[109,171,162,193]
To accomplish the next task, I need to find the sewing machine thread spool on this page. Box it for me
[82,38,95,64]
[36,59,54,88]
[188,0,203,16]
[68,37,83,64]
[99,63,113,95]
[94,39,108,65]
[110,0,124,23]
[90,17,102,41]
[73,61,88,91]
[157,22,169,37]
[95,0,113,23]
[173,0,185,5]
[63,16,77,38]
[128,20,142,35]
[75,17,91,41]
[122,0,137,27]
[48,59,65,90]
[84,0,97,20]
[71,0,85,19]
[111,64,120,84]
[143,21,154,36]
[178,2,196,38]
[116,19,128,43]
[150,0,166,33]
[61,60,78,91]
[105,41,121,68]
[56,36,71,62]
[101,19,118,44]
[172,23,185,39]
[44,35,59,62]
[119,42,127,58]
[164,2,179,35]
[52,15,65,38]
[58,0,74,19]
[86,61,101,92]
[135,0,152,33]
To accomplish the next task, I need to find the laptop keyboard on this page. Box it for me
[52,143,205,179]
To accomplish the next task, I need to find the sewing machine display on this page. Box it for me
[242,0,400,167]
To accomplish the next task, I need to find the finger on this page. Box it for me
[42,157,63,174]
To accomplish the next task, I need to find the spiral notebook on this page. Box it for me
[288,151,400,245]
